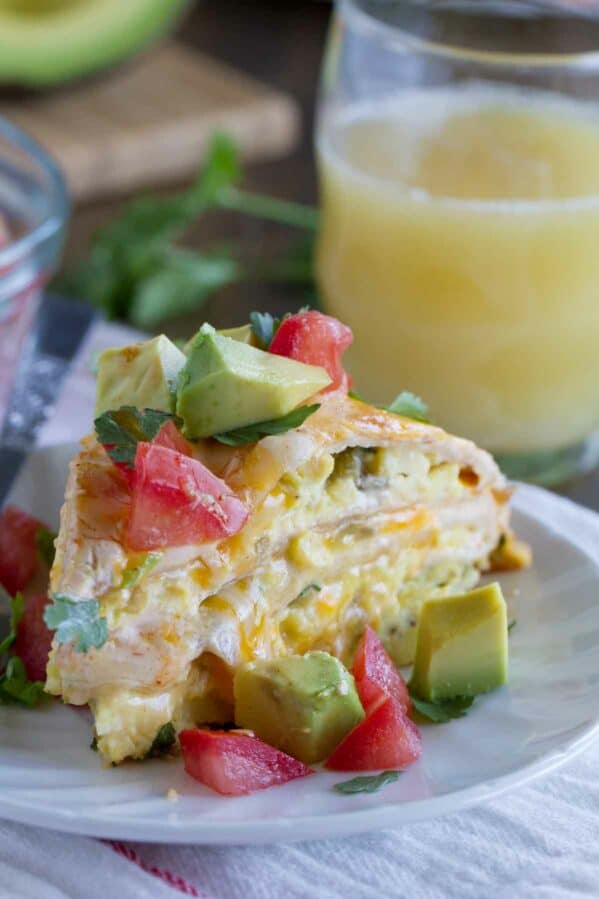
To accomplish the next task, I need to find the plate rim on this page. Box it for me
[0,715,598,844]
[1,443,599,844]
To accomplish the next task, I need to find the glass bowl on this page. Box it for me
[0,116,69,432]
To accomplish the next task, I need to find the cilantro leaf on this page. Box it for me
[213,404,320,446]
[409,694,474,723]
[129,248,240,330]
[249,311,279,349]
[44,595,108,654]
[348,390,365,402]
[386,392,430,423]
[94,406,174,469]
[192,133,242,206]
[147,722,177,758]
[55,131,322,329]
[0,592,24,656]
[0,595,45,707]
[36,527,57,570]
[121,554,161,590]
[0,657,45,707]
[333,770,401,795]
[55,134,242,324]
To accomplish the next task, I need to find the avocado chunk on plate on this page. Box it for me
[95,335,186,416]
[176,325,331,439]
[409,582,508,702]
[234,652,365,764]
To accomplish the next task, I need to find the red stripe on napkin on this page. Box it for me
[107,840,213,898]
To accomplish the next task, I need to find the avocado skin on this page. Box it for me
[234,652,365,764]
[95,335,186,416]
[176,326,330,439]
[0,0,188,88]
[409,582,508,702]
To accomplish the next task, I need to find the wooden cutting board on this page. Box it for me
[0,42,300,202]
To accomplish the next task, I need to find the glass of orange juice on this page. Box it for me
[316,0,599,484]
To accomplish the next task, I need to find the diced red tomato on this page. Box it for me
[13,593,52,682]
[353,626,411,715]
[103,420,193,489]
[180,728,313,796]
[126,444,248,551]
[269,310,353,393]
[325,697,421,772]
[112,461,136,489]
[152,419,193,456]
[0,505,44,595]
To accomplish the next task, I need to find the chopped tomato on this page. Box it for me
[13,593,52,682]
[325,697,421,772]
[103,420,193,489]
[98,442,136,488]
[269,310,353,393]
[0,505,44,595]
[152,419,193,456]
[126,444,248,551]
[180,728,313,796]
[353,626,411,715]
[113,462,136,489]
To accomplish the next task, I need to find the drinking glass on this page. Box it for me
[0,116,69,434]
[316,0,599,484]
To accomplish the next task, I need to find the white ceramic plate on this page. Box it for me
[1,443,598,845]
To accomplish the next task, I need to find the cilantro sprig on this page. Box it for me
[333,770,401,795]
[94,406,174,469]
[44,595,108,654]
[0,593,45,706]
[249,311,279,350]
[0,657,45,707]
[214,404,320,446]
[57,134,319,329]
[386,392,430,423]
[0,592,23,656]
[409,693,474,723]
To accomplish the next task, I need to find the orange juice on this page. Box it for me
[317,87,599,453]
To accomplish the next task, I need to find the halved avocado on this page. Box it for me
[0,0,188,87]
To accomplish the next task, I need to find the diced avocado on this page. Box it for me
[409,583,508,702]
[0,0,187,88]
[234,651,365,764]
[176,325,331,439]
[95,335,186,417]
[218,324,256,345]
[183,324,256,355]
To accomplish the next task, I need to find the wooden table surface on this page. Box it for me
[64,0,599,510]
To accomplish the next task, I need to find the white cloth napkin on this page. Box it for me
[2,321,599,899]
